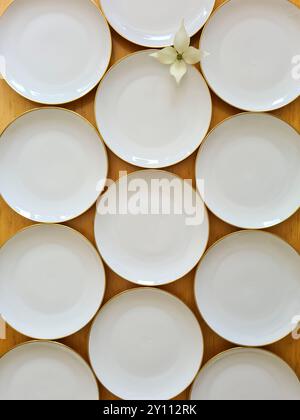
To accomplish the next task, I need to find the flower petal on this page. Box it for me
[170,60,187,84]
[174,21,190,54]
[183,46,201,65]
[150,47,177,65]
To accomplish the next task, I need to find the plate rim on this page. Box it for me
[88,286,204,400]
[0,107,109,224]
[199,0,300,112]
[193,229,300,347]
[94,169,210,286]
[99,0,216,48]
[0,340,100,400]
[0,0,112,105]
[195,111,300,229]
[189,346,300,400]
[94,49,213,169]
[0,223,106,340]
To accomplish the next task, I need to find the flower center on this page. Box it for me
[177,53,183,61]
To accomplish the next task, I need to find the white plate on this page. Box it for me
[0,341,99,400]
[95,50,212,169]
[0,108,108,223]
[100,0,215,48]
[89,288,204,400]
[190,348,300,401]
[0,224,106,340]
[200,0,300,111]
[0,0,111,104]
[94,170,209,285]
[196,113,300,229]
[194,231,300,347]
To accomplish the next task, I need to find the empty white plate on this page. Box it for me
[0,341,99,400]
[0,0,111,104]
[89,288,204,400]
[100,0,215,48]
[95,50,212,169]
[190,348,300,401]
[0,108,108,223]
[94,170,209,285]
[196,113,300,229]
[194,230,300,347]
[200,0,300,111]
[0,224,106,340]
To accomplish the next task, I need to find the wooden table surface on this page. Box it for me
[0,0,299,400]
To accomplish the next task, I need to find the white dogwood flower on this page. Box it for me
[151,22,201,84]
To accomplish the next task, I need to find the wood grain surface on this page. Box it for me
[0,0,299,400]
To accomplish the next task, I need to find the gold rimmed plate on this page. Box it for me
[0,341,99,400]
[95,50,212,169]
[0,224,106,340]
[190,348,300,400]
[0,108,108,223]
[194,230,300,347]
[94,170,210,286]
[100,0,215,48]
[89,287,204,400]
[200,0,300,111]
[0,0,112,104]
[196,113,300,229]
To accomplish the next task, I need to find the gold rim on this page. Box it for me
[195,111,300,230]
[0,223,107,341]
[0,0,112,105]
[93,168,210,286]
[0,107,109,224]
[94,49,213,169]
[193,229,300,348]
[0,340,100,400]
[99,0,216,48]
[189,346,300,400]
[87,286,204,401]
[199,0,300,112]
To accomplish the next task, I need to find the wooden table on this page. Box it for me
[0,0,299,400]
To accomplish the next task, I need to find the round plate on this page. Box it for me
[196,113,300,229]
[194,231,300,347]
[89,288,204,400]
[0,108,108,223]
[0,341,99,400]
[94,170,209,285]
[0,0,111,104]
[200,0,300,111]
[0,224,106,340]
[190,348,300,401]
[95,51,212,169]
[100,0,215,48]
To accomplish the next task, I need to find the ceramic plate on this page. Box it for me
[190,348,300,401]
[95,50,212,169]
[94,170,209,285]
[195,231,300,347]
[89,288,204,400]
[0,0,111,104]
[0,224,106,340]
[100,0,215,48]
[0,341,99,400]
[0,108,108,223]
[196,113,300,229]
[200,0,300,111]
